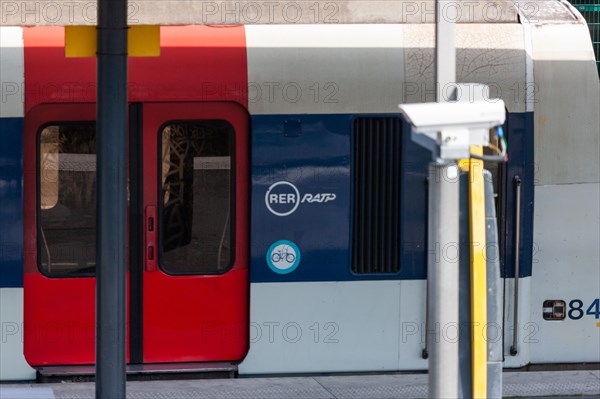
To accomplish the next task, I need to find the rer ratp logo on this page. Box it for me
[265,181,336,217]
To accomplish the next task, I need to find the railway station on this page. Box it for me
[0,1,599,398]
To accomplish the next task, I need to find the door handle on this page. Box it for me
[145,206,157,272]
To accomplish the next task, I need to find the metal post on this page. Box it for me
[510,176,522,356]
[427,0,460,397]
[484,171,503,399]
[96,0,128,397]
[427,162,459,399]
[435,0,456,102]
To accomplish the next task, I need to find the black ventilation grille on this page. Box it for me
[352,117,402,274]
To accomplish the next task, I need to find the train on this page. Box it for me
[1,0,599,381]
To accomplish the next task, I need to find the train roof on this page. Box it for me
[0,0,585,26]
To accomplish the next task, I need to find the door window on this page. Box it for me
[38,123,96,276]
[159,120,234,274]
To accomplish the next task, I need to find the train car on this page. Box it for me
[0,1,598,381]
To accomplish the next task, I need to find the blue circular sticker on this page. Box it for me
[266,240,301,274]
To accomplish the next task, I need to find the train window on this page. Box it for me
[159,121,233,274]
[352,117,402,274]
[38,124,96,276]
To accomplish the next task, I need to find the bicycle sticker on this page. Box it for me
[266,240,301,274]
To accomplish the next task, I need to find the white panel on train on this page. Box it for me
[530,183,600,363]
[530,24,600,186]
[247,24,529,115]
[397,280,428,370]
[0,289,36,380]
[239,281,402,374]
[403,24,528,113]
[246,25,405,115]
[0,27,24,118]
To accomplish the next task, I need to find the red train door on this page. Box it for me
[24,102,249,366]
[141,102,249,362]
[24,104,112,365]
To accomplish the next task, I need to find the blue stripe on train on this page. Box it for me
[0,117,24,288]
[0,112,534,286]
[249,112,534,283]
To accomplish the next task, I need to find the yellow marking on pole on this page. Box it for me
[469,146,487,399]
[596,322,600,327]
[65,26,160,58]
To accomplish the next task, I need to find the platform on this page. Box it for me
[1,370,599,399]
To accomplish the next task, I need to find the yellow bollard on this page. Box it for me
[468,146,488,398]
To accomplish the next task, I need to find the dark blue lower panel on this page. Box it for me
[502,112,535,278]
[249,112,534,283]
[250,113,428,283]
[0,117,24,288]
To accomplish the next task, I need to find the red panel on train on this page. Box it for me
[23,26,248,111]
[22,27,249,366]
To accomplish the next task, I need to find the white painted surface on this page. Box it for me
[0,27,24,118]
[240,277,535,374]
[247,24,528,116]
[531,24,600,185]
[397,280,427,370]
[403,24,527,113]
[246,25,406,116]
[529,183,600,363]
[239,281,404,374]
[0,288,36,381]
[521,21,534,113]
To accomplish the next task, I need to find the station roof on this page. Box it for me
[0,0,580,26]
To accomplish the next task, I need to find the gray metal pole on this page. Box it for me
[427,162,459,399]
[96,0,128,397]
[428,1,460,397]
[435,0,456,102]
[484,171,503,399]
